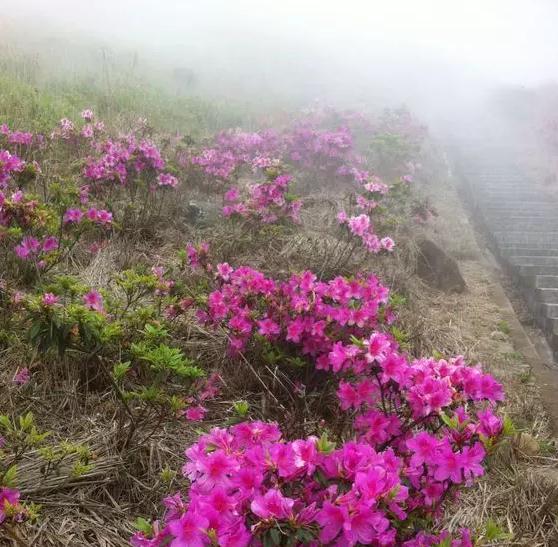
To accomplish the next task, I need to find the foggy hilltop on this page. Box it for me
[2,2,558,546]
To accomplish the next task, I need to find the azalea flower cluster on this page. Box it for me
[131,412,491,547]
[0,189,41,229]
[0,150,25,188]
[183,372,222,422]
[336,175,395,253]
[0,487,27,527]
[0,187,112,269]
[283,123,356,173]
[200,266,392,359]
[337,212,394,254]
[84,134,166,185]
[63,207,113,226]
[222,172,302,224]
[0,124,41,153]
[189,120,360,186]
[49,110,104,142]
[133,260,506,545]
[190,130,279,181]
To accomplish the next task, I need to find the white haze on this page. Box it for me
[2,0,558,121]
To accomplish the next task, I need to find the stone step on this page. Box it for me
[487,222,558,231]
[478,193,546,200]
[484,208,558,218]
[516,265,558,277]
[494,232,558,245]
[509,256,558,267]
[535,276,558,289]
[499,241,558,250]
[483,202,555,210]
[535,288,558,304]
[499,247,558,257]
[539,302,558,318]
[484,212,557,220]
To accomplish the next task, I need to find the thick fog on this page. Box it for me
[2,0,558,121]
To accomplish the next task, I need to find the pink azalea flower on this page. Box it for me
[250,488,294,520]
[167,510,208,547]
[42,236,59,253]
[41,293,59,306]
[406,432,440,467]
[381,237,395,251]
[476,409,503,438]
[81,109,94,121]
[14,236,40,260]
[460,442,485,481]
[216,262,233,281]
[0,488,20,524]
[316,501,347,543]
[64,208,84,223]
[256,318,280,338]
[185,405,207,422]
[434,445,463,483]
[83,290,104,312]
[157,173,179,188]
[81,124,94,138]
[12,367,30,386]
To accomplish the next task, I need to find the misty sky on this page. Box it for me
[2,0,558,117]
[3,0,558,84]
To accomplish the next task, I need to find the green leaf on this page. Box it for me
[503,415,516,437]
[233,400,249,417]
[269,528,281,546]
[484,518,513,541]
[134,517,153,535]
[317,432,336,454]
[3,464,17,487]
[113,361,131,381]
[439,411,458,430]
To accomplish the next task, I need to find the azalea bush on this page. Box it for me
[368,107,426,180]
[0,413,43,530]
[223,169,302,225]
[0,101,500,546]
[13,270,205,446]
[1,110,183,282]
[133,251,506,545]
[132,352,505,546]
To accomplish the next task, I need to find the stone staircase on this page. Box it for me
[453,143,558,359]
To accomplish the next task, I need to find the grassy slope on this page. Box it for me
[1,60,557,545]
[0,66,249,137]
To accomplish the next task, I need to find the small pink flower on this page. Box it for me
[336,210,348,224]
[81,124,94,138]
[216,262,233,281]
[12,368,30,386]
[81,109,94,121]
[42,236,59,253]
[83,290,104,312]
[157,173,179,188]
[64,208,84,223]
[185,405,207,422]
[381,237,395,252]
[41,293,59,306]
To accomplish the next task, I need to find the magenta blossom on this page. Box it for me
[250,488,294,520]
[42,293,59,307]
[12,367,30,386]
[185,406,207,422]
[83,290,104,312]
